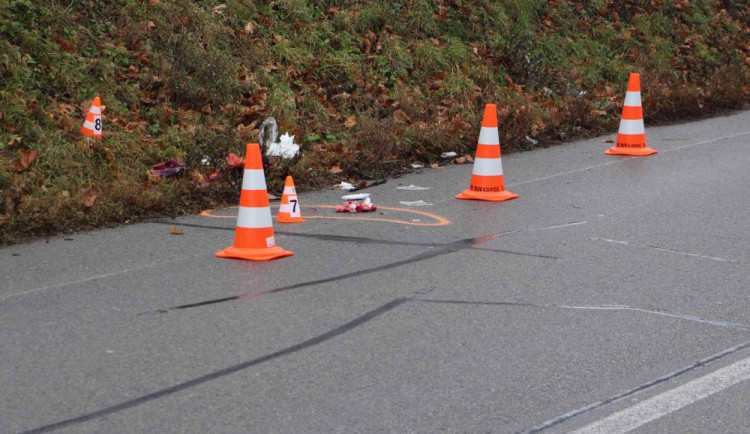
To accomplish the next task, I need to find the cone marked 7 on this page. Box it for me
[456,104,519,202]
[277,176,306,223]
[606,73,658,156]
[216,143,293,261]
[81,96,103,138]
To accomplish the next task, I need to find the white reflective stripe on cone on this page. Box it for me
[618,118,646,135]
[477,127,500,145]
[623,91,642,107]
[282,186,296,195]
[82,119,96,131]
[236,206,274,229]
[279,202,292,213]
[241,169,267,191]
[90,105,102,115]
[472,157,503,177]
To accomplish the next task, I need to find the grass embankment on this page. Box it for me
[1,0,748,244]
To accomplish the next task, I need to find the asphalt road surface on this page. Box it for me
[3,110,750,433]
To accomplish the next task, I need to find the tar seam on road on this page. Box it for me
[507,131,750,188]
[515,340,750,434]
[20,297,412,434]
[144,234,510,314]
[416,299,750,332]
[591,237,743,264]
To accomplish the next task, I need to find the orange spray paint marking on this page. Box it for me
[201,205,450,227]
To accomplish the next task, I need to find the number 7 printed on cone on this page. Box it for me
[456,104,519,202]
[277,176,306,223]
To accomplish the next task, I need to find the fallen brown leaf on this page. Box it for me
[393,109,411,124]
[344,115,358,129]
[169,227,184,235]
[604,138,615,143]
[81,187,99,207]
[454,157,466,164]
[329,165,343,174]
[13,149,39,172]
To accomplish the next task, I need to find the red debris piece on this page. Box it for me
[149,159,187,177]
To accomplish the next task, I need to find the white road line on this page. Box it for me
[507,131,750,188]
[572,355,750,434]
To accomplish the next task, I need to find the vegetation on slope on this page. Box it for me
[1,0,748,244]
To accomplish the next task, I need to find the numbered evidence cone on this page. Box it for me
[456,104,519,202]
[606,73,658,156]
[216,143,293,261]
[81,96,103,138]
[277,176,306,223]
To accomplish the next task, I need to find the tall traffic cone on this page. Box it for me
[606,73,658,156]
[81,96,103,138]
[456,104,519,202]
[216,143,293,261]
[277,176,306,223]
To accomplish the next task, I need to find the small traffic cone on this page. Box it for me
[456,104,519,202]
[606,73,658,156]
[216,143,293,261]
[277,176,306,223]
[81,96,103,138]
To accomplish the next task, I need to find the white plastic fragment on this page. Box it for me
[342,193,370,200]
[411,163,424,169]
[396,184,430,191]
[399,200,433,207]
[339,181,356,191]
[266,132,300,158]
[525,136,539,145]
[440,152,458,158]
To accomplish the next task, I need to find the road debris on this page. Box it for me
[334,197,377,213]
[397,184,430,191]
[149,159,186,177]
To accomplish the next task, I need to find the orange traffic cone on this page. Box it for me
[456,104,519,202]
[81,96,103,138]
[216,143,293,261]
[277,176,306,223]
[606,73,658,156]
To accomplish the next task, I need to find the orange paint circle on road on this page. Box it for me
[201,205,450,227]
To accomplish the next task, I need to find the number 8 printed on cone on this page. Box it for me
[81,96,103,139]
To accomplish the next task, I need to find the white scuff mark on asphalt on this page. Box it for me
[0,254,205,303]
[400,200,433,207]
[571,355,750,434]
[498,221,588,237]
[591,237,743,263]
[396,184,430,191]
[557,304,750,332]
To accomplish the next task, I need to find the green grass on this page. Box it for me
[1,0,748,244]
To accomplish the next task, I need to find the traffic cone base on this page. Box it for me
[605,146,658,156]
[456,189,519,202]
[216,245,293,261]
